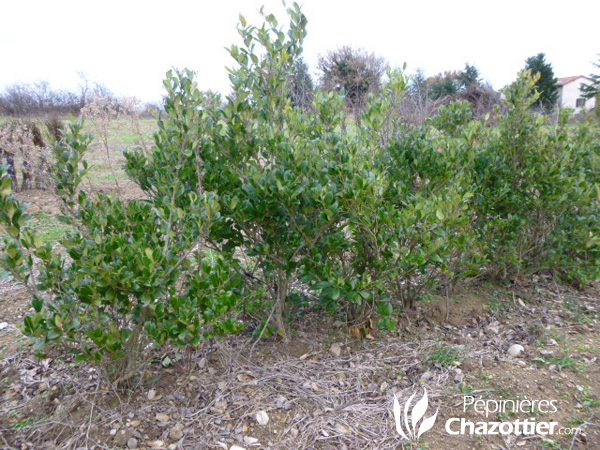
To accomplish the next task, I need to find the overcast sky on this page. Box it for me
[1,0,598,103]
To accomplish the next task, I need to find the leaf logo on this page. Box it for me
[393,388,439,441]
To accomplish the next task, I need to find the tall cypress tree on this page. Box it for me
[523,53,558,112]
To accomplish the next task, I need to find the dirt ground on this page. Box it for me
[1,270,599,450]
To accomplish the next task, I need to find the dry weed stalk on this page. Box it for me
[123,97,150,153]
[0,121,52,192]
[81,96,148,194]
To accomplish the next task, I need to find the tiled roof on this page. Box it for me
[557,75,586,86]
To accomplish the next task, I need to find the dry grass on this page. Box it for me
[0,331,459,449]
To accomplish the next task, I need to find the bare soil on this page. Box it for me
[1,277,599,450]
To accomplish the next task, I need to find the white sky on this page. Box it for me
[1,0,598,103]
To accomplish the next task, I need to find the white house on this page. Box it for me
[556,75,596,112]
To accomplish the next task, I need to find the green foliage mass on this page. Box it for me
[1,115,243,384]
[0,4,598,383]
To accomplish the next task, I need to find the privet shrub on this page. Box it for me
[1,116,242,385]
[470,73,600,284]
[294,70,478,331]
[1,5,598,378]
[125,6,352,342]
[363,82,477,311]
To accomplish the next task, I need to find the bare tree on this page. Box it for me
[288,57,314,111]
[317,46,386,126]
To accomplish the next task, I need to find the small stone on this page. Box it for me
[0,322,8,330]
[114,429,134,447]
[156,413,170,423]
[420,371,432,382]
[243,436,259,445]
[486,325,500,335]
[217,381,227,390]
[290,426,299,437]
[198,358,207,369]
[171,391,185,401]
[255,410,269,426]
[212,399,228,414]
[230,446,246,450]
[147,441,166,449]
[275,396,287,408]
[169,428,183,441]
[170,423,184,440]
[329,343,342,357]
[127,438,138,449]
[147,389,157,400]
[507,344,525,357]
[335,423,350,434]
[109,429,118,436]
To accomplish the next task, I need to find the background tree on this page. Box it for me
[317,45,386,124]
[399,64,496,125]
[288,56,314,111]
[429,64,481,100]
[408,68,429,106]
[0,78,115,117]
[428,71,459,100]
[398,68,437,126]
[455,64,501,118]
[581,54,600,110]
[523,53,558,111]
[457,82,502,119]
[457,63,480,89]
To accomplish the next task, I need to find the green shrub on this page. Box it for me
[126,5,356,341]
[297,71,479,330]
[1,6,598,378]
[1,118,242,386]
[470,73,600,284]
